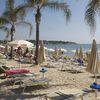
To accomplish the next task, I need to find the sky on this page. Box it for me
[0,0,100,44]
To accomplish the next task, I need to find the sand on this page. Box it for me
[0,58,100,100]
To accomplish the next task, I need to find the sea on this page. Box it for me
[44,43,100,57]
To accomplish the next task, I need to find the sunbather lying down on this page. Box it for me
[0,65,29,77]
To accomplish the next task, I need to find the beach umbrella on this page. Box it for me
[38,40,45,63]
[86,39,100,98]
[53,47,59,60]
[58,48,62,56]
[0,45,5,49]
[0,45,5,53]
[84,52,90,62]
[4,44,9,55]
[8,40,34,48]
[78,46,83,59]
[86,39,100,80]
[74,48,79,58]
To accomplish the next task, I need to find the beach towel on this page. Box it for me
[5,69,29,76]
[90,82,100,90]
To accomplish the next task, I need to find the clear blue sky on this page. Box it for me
[0,0,100,44]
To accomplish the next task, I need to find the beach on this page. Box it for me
[0,57,100,100]
[0,0,100,99]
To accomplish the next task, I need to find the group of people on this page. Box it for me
[15,46,33,58]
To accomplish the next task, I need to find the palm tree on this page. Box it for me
[85,0,100,34]
[24,0,71,64]
[0,0,33,58]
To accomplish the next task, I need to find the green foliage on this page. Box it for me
[0,0,33,40]
[85,0,100,34]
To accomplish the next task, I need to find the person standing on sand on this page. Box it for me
[16,46,22,58]
[23,47,29,57]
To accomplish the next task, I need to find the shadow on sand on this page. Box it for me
[0,93,46,100]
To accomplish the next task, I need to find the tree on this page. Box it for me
[24,0,71,64]
[85,0,100,35]
[0,0,33,58]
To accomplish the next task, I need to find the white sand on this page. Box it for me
[0,58,100,100]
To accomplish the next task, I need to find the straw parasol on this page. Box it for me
[86,39,100,81]
[86,39,100,98]
[74,48,79,58]
[78,46,83,59]
[53,47,59,60]
[38,40,45,63]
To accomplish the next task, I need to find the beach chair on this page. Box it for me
[21,78,51,93]
[44,88,87,100]
[0,85,14,96]
[0,52,7,58]
[0,65,31,84]
[0,65,40,90]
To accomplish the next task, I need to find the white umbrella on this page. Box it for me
[53,47,59,60]
[0,45,5,49]
[8,40,34,48]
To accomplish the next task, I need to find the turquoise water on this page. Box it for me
[45,43,100,57]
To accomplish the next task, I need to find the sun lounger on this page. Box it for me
[21,78,51,92]
[0,65,30,76]
[45,88,87,100]
[12,73,39,87]
[0,65,35,86]
[61,62,86,73]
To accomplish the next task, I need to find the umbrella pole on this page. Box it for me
[94,53,98,98]
[94,74,97,83]
[95,52,97,83]
[94,73,98,98]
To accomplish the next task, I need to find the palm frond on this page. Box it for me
[2,11,11,20]
[26,0,46,5]
[15,21,33,36]
[42,1,71,22]
[85,0,100,34]
[0,17,10,25]
[26,0,35,4]
[4,1,28,22]
[14,6,26,20]
[3,9,16,23]
[0,26,10,39]
[14,3,36,19]
[6,0,14,11]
